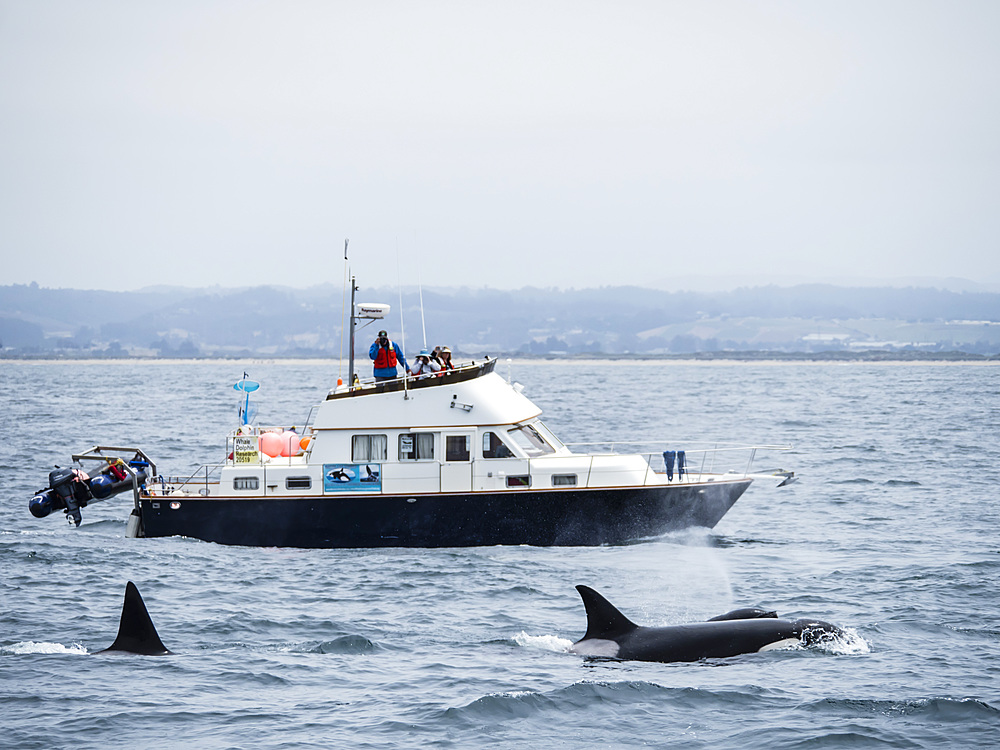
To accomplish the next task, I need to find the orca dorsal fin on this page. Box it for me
[576,585,639,641]
[97,581,172,656]
[707,607,778,622]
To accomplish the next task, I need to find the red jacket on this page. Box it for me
[372,342,398,369]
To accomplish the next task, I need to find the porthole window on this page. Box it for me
[552,474,577,487]
[233,477,259,491]
[286,476,312,490]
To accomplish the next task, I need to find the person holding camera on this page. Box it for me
[369,330,409,382]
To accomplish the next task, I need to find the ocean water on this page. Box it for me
[1,359,998,749]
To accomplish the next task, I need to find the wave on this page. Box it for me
[443,681,772,724]
[812,627,871,655]
[1,641,88,655]
[198,634,385,656]
[802,696,999,722]
[510,631,574,653]
[709,536,785,548]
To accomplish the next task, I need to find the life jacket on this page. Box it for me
[373,341,398,369]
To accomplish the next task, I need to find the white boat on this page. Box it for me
[30,356,794,547]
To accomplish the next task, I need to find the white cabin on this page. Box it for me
[206,362,663,499]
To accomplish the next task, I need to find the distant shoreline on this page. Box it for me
[2,350,998,365]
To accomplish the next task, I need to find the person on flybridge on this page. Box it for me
[411,349,442,379]
[369,330,409,382]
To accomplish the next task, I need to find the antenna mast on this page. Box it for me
[347,274,358,388]
[338,238,349,384]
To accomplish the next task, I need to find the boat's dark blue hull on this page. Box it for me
[139,480,751,547]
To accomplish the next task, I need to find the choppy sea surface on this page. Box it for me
[2,360,999,749]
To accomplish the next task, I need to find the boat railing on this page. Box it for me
[554,442,794,485]
[158,461,226,496]
[325,358,497,400]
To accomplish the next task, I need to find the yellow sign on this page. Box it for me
[234,435,259,464]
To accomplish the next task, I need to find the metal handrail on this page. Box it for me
[68,445,156,514]
[563,441,792,453]
[70,445,157,476]
[519,446,792,486]
[165,461,226,495]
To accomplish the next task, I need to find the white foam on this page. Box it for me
[820,627,871,655]
[3,641,89,655]
[512,631,574,653]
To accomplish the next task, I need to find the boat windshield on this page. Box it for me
[530,421,565,451]
[506,423,555,457]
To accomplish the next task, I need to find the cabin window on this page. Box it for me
[552,474,577,487]
[352,434,388,462]
[233,477,259,491]
[399,432,434,461]
[445,435,470,462]
[506,475,531,488]
[482,432,514,459]
[286,476,312,490]
[506,424,555,457]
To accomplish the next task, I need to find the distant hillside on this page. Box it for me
[2,282,999,357]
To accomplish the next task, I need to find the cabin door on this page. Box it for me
[440,432,474,493]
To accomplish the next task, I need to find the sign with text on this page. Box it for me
[233,435,259,464]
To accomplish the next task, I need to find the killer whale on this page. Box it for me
[95,581,172,656]
[570,585,842,663]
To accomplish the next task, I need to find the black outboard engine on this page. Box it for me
[45,469,93,526]
[30,449,154,529]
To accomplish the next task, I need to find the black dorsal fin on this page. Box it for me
[97,581,172,656]
[576,585,639,641]
[707,607,778,622]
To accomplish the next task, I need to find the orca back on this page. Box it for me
[618,618,802,662]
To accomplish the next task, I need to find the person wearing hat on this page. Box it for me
[369,330,409,382]
[410,348,441,379]
[437,346,455,371]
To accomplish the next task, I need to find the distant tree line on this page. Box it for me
[2,282,999,357]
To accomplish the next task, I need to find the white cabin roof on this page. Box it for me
[311,367,541,431]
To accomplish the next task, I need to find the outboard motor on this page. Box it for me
[46,467,91,527]
[29,450,154,528]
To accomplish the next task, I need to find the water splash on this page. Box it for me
[818,626,871,655]
[2,641,89,655]
[512,631,573,653]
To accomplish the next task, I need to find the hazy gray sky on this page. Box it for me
[2,1,998,291]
